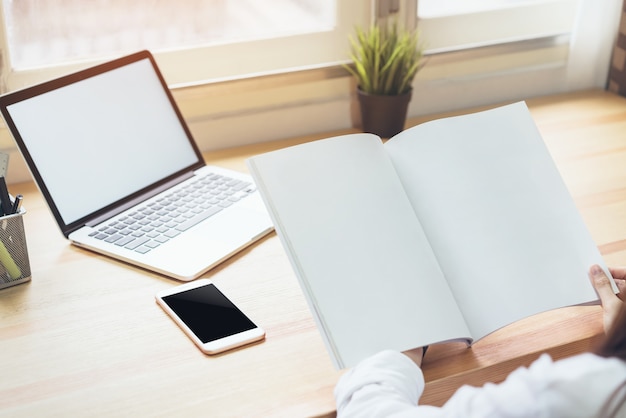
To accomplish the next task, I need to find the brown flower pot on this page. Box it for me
[357,88,412,138]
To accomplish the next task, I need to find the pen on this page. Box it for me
[0,177,11,216]
[11,194,22,214]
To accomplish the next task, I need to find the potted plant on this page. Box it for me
[345,21,425,138]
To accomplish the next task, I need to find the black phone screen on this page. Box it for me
[162,283,257,343]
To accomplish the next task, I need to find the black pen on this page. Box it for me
[0,177,12,216]
[11,194,22,214]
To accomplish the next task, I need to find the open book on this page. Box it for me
[247,102,609,370]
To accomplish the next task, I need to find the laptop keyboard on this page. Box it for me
[88,173,254,254]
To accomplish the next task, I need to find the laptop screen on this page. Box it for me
[2,53,202,228]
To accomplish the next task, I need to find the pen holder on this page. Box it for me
[0,209,31,290]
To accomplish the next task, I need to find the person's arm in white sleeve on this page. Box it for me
[335,349,626,418]
[334,349,443,418]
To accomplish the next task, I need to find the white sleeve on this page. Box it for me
[439,353,626,416]
[335,351,625,418]
[334,350,444,418]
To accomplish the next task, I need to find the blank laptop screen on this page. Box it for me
[5,58,200,225]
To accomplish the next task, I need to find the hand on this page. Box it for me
[589,264,626,332]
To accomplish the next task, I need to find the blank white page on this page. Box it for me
[385,102,605,340]
[249,134,470,369]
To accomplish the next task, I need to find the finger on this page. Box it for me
[615,279,626,300]
[589,265,619,304]
[608,266,626,281]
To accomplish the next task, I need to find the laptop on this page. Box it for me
[0,50,274,281]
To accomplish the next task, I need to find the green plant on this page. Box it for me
[344,22,424,96]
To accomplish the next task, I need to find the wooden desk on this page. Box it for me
[0,90,623,417]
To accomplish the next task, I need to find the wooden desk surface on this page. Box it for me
[0,90,624,417]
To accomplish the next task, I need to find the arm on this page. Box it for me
[335,349,625,418]
[334,350,442,418]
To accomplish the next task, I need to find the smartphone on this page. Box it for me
[155,279,265,354]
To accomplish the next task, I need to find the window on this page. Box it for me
[0,0,621,184]
[417,0,577,52]
[0,0,367,89]
[413,0,579,92]
[410,0,621,115]
[5,0,335,70]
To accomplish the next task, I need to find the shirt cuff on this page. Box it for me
[334,349,425,412]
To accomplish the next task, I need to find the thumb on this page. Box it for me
[589,264,617,305]
[589,264,622,332]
